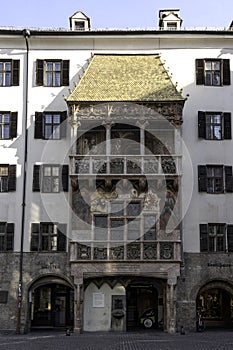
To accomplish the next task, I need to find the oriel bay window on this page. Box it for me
[200,224,233,252]
[198,165,233,193]
[0,222,14,251]
[0,112,17,139]
[31,223,66,251]
[34,111,67,140]
[198,112,231,140]
[196,59,230,86]
[36,59,69,87]
[33,164,69,192]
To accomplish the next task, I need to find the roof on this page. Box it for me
[67,54,184,102]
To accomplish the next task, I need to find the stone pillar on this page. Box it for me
[166,278,177,333]
[73,276,84,333]
[105,123,111,156]
[140,126,145,156]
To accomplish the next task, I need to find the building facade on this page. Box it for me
[0,9,233,333]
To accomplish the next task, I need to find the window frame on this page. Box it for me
[93,200,157,243]
[198,111,231,140]
[0,164,16,192]
[0,111,18,139]
[34,111,67,140]
[36,59,69,87]
[196,58,230,86]
[200,223,233,253]
[0,59,20,87]
[42,165,60,193]
[32,164,69,193]
[206,165,224,194]
[30,222,66,252]
[0,222,14,251]
[198,165,233,193]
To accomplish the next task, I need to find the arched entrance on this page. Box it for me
[126,280,162,330]
[196,281,233,329]
[29,276,74,329]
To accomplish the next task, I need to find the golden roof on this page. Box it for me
[67,54,184,102]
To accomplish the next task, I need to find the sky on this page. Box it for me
[0,0,233,30]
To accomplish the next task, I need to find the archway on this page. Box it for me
[29,276,74,329]
[126,280,161,330]
[196,281,233,329]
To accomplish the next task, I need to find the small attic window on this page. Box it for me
[75,21,85,30]
[167,22,177,30]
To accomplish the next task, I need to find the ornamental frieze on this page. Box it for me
[68,101,184,127]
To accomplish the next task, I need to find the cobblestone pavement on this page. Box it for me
[1,330,233,350]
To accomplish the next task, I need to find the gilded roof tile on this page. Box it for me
[67,54,184,102]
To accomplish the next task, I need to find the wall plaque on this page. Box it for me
[93,292,105,307]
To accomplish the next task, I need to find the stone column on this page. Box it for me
[105,123,112,174]
[73,276,84,333]
[166,277,177,333]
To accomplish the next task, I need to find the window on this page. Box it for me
[198,112,231,140]
[36,60,69,87]
[0,112,17,139]
[0,60,20,86]
[34,111,67,139]
[198,165,233,193]
[32,164,69,192]
[196,59,230,86]
[0,165,16,192]
[31,223,66,251]
[0,222,14,251]
[200,224,233,252]
[75,21,85,30]
[93,201,156,242]
[167,22,177,30]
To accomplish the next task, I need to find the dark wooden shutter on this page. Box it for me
[223,59,230,85]
[6,223,14,251]
[196,59,205,85]
[198,165,207,192]
[62,60,69,86]
[36,60,44,86]
[60,111,67,138]
[31,223,40,251]
[12,60,20,86]
[224,113,231,139]
[10,112,18,139]
[200,224,208,252]
[8,165,16,191]
[225,166,233,193]
[227,225,233,252]
[198,111,206,138]
[33,165,41,191]
[57,224,67,251]
[61,165,69,191]
[34,112,44,139]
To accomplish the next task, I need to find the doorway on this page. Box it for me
[126,284,158,330]
[197,288,233,329]
[31,283,74,329]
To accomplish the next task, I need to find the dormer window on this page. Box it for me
[69,11,90,31]
[159,9,182,30]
